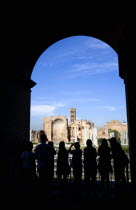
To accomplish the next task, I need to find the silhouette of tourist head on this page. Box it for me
[40,134,48,143]
[23,140,33,151]
[59,141,65,150]
[86,139,92,147]
[48,141,54,147]
[74,142,80,149]
[101,138,108,146]
[109,137,118,147]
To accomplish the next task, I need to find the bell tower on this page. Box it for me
[70,108,76,123]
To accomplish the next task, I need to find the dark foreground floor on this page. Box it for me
[0,179,134,209]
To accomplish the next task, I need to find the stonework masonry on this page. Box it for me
[33,111,127,146]
[42,108,98,145]
[42,108,98,146]
[68,120,98,146]
[32,119,127,146]
[70,108,76,122]
[97,120,128,145]
[43,116,68,144]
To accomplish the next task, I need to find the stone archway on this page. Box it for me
[2,18,136,188]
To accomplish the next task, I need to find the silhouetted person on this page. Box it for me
[34,134,52,188]
[48,141,56,182]
[69,142,82,183]
[97,138,112,190]
[83,139,97,189]
[20,141,36,185]
[56,141,70,182]
[109,137,129,188]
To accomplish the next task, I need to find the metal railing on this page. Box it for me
[52,154,130,183]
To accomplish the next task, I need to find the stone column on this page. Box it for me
[1,73,36,182]
[118,38,136,190]
[125,71,136,189]
[74,125,77,142]
[83,127,87,145]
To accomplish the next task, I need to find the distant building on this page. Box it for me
[97,120,128,145]
[43,116,68,144]
[43,108,98,146]
[70,108,76,122]
[34,130,45,143]
[30,130,37,142]
[68,119,98,146]
[68,108,98,146]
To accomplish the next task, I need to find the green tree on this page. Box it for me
[109,129,121,142]
[97,138,103,146]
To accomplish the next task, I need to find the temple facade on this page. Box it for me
[43,116,68,144]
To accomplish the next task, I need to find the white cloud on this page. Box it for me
[65,61,118,79]
[71,62,118,73]
[87,98,100,102]
[61,90,93,95]
[31,105,56,116]
[31,103,65,116]
[85,38,110,49]
[97,106,117,111]
[88,42,109,49]
[61,97,100,104]
[31,96,64,105]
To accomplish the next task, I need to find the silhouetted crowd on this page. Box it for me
[20,134,129,192]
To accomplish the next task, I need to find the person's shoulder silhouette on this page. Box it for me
[48,141,56,154]
[98,138,111,155]
[84,139,97,164]
[84,139,97,153]
[34,134,51,166]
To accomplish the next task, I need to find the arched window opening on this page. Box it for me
[30,35,127,150]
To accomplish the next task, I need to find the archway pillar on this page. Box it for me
[1,73,36,182]
[124,69,136,189]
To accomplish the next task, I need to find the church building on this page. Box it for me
[43,108,98,146]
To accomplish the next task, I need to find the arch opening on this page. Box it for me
[30,35,127,148]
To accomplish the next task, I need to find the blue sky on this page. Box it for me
[30,35,127,130]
